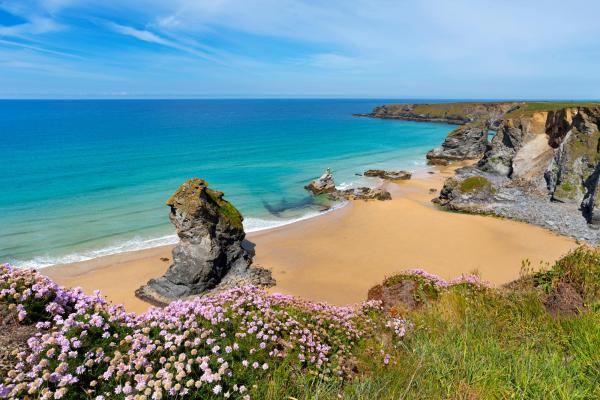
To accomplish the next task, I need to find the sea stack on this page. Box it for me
[136,178,252,306]
[305,168,336,194]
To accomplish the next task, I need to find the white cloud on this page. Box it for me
[107,22,170,45]
[0,15,64,36]
[105,21,220,63]
[0,38,80,58]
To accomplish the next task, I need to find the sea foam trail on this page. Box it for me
[11,201,349,269]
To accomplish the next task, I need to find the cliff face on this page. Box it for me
[360,101,600,234]
[426,120,490,163]
[478,107,600,210]
[434,105,600,235]
[359,102,522,164]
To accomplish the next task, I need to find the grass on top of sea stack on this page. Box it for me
[2,246,600,399]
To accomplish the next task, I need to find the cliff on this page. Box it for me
[360,100,600,240]
[358,102,523,164]
[479,105,600,202]
[356,101,521,128]
[435,103,600,241]
[426,119,490,164]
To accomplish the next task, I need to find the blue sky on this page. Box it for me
[1,0,600,99]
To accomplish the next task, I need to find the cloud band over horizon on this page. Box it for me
[0,0,599,99]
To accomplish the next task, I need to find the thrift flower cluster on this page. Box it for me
[385,318,411,339]
[395,269,490,290]
[0,263,106,323]
[0,264,386,400]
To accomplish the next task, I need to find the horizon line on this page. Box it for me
[1,97,599,102]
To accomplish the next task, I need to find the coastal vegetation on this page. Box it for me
[505,101,600,117]
[458,175,492,193]
[2,246,600,399]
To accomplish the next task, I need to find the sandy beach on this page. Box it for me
[44,165,578,314]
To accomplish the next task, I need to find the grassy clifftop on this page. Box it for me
[364,101,600,125]
[363,101,520,124]
[505,101,600,117]
[1,246,600,399]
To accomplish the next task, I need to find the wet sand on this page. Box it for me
[44,166,577,314]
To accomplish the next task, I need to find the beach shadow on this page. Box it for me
[242,239,256,258]
[262,197,328,217]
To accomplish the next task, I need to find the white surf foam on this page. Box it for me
[12,234,180,269]
[11,201,349,269]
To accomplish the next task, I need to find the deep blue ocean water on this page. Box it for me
[0,99,454,267]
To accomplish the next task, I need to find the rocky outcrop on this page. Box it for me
[478,107,600,206]
[363,169,412,181]
[434,175,497,212]
[426,120,490,164]
[434,105,600,242]
[367,280,419,312]
[582,161,600,228]
[305,168,336,195]
[331,187,392,201]
[356,102,521,127]
[136,178,268,306]
[304,170,392,201]
[478,111,555,178]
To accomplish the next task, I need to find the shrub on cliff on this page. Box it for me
[533,246,600,309]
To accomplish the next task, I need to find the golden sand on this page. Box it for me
[44,165,577,314]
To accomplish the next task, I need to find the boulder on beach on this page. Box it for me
[331,187,392,201]
[304,168,336,194]
[364,169,412,181]
[434,175,496,212]
[304,169,391,201]
[136,178,263,306]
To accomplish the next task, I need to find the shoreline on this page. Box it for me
[15,166,435,270]
[43,163,578,314]
[16,200,350,270]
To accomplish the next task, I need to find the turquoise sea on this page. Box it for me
[0,99,454,267]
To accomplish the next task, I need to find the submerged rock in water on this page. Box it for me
[363,169,412,181]
[305,168,336,194]
[136,178,268,306]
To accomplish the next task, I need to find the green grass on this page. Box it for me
[534,246,600,308]
[259,247,600,399]
[205,187,244,229]
[505,102,600,117]
[258,287,600,399]
[165,178,244,229]
[459,176,492,193]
